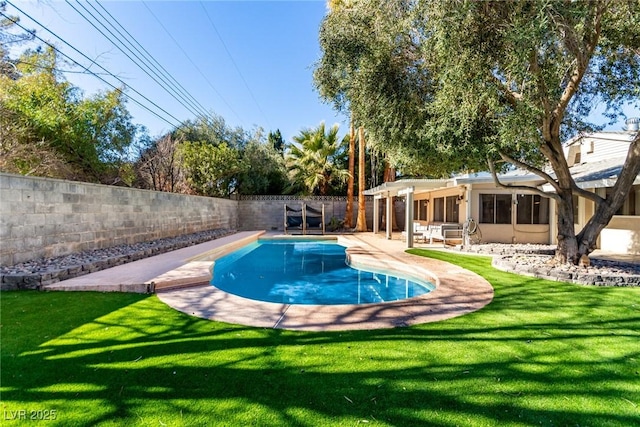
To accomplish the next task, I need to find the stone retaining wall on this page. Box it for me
[1,173,238,266]
[1,229,233,291]
[492,255,640,286]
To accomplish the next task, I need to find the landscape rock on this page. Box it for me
[0,228,234,290]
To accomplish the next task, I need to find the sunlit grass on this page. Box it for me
[2,250,639,426]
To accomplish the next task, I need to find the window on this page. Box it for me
[607,187,637,216]
[433,197,444,222]
[516,194,549,224]
[412,200,428,220]
[573,195,579,224]
[420,200,428,220]
[413,200,429,220]
[445,196,459,222]
[480,194,512,224]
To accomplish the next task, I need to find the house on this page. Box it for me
[364,119,640,254]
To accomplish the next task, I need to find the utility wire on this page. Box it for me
[15,59,114,75]
[91,0,212,119]
[65,0,206,120]
[3,1,183,128]
[141,0,245,126]
[76,0,211,120]
[199,1,271,129]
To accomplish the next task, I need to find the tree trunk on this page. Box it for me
[355,126,367,232]
[575,133,640,259]
[553,133,640,264]
[345,118,355,228]
[320,178,329,196]
[554,189,579,264]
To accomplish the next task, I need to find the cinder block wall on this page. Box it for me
[0,173,390,267]
[236,195,375,231]
[0,173,238,266]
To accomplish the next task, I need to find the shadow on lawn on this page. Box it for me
[2,251,639,426]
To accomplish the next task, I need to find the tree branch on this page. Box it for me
[491,74,522,109]
[487,156,561,202]
[607,131,640,204]
[553,1,604,124]
[571,182,605,206]
[498,151,561,192]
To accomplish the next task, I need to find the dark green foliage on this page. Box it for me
[151,117,288,197]
[315,0,640,262]
[267,129,285,154]
[236,138,287,195]
[316,0,639,173]
[0,47,143,184]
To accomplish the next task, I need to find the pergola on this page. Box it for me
[363,179,450,248]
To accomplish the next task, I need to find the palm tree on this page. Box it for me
[287,122,350,196]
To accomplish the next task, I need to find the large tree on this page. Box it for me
[235,136,287,195]
[0,47,141,183]
[134,134,186,193]
[315,0,640,264]
[180,141,242,197]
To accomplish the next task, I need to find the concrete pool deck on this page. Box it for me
[46,231,494,331]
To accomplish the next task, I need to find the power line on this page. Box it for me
[91,1,212,119]
[141,0,245,126]
[3,1,183,128]
[65,0,205,120]
[199,1,271,129]
[74,0,212,120]
[15,59,113,75]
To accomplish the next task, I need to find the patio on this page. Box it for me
[44,231,494,331]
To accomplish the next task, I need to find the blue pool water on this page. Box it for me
[211,239,434,305]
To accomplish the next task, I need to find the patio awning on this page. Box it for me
[363,171,545,198]
[363,179,450,198]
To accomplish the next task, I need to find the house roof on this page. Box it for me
[363,179,450,197]
[366,130,638,197]
[363,169,545,197]
[541,156,640,191]
[564,131,637,147]
[454,168,544,185]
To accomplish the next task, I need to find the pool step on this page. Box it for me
[365,284,384,303]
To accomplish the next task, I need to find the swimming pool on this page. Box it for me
[211,239,434,305]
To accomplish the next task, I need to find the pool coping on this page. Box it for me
[155,232,494,331]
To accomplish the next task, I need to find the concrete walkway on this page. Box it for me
[46,231,494,331]
[44,231,263,292]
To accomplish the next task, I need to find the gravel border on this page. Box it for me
[459,243,640,287]
[492,254,640,287]
[0,229,235,291]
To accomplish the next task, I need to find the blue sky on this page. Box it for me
[8,0,347,142]
[6,0,638,145]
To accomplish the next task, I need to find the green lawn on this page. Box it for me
[1,250,639,426]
